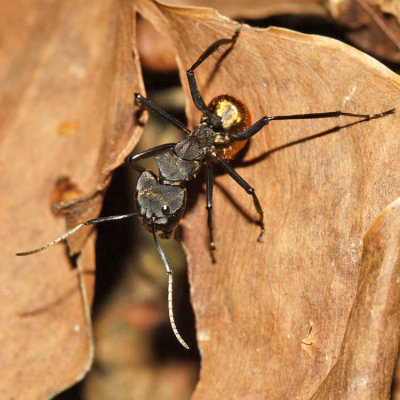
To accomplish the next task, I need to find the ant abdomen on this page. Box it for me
[207,94,251,160]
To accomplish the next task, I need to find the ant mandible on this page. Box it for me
[17,26,395,349]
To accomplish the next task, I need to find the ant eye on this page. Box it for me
[162,205,170,215]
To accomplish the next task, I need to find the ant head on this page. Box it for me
[207,94,251,160]
[135,171,187,234]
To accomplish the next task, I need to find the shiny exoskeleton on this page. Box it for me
[130,90,263,253]
[17,26,395,349]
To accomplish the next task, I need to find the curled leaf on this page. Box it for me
[1,0,143,398]
[138,1,400,398]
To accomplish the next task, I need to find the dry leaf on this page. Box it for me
[1,0,143,398]
[137,17,177,72]
[369,0,400,21]
[3,0,400,398]
[136,1,400,399]
[328,0,400,63]
[159,0,327,20]
[311,198,400,398]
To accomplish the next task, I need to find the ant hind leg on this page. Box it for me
[186,25,241,112]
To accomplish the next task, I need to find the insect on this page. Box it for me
[17,26,395,349]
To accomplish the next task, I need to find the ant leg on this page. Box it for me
[135,93,190,134]
[187,27,241,112]
[126,143,176,163]
[16,213,140,256]
[151,225,189,349]
[232,108,396,141]
[216,156,265,242]
[205,161,216,261]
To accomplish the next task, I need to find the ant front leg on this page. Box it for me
[205,161,216,262]
[186,26,241,112]
[216,156,265,242]
[126,143,176,163]
[126,143,176,173]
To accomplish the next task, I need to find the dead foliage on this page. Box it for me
[328,0,400,63]
[161,0,400,64]
[2,0,400,399]
[1,0,143,398]
[137,1,400,399]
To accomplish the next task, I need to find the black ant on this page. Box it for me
[17,26,395,349]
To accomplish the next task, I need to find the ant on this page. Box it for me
[17,26,395,349]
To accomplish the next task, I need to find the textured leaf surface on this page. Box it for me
[3,0,400,398]
[137,1,400,399]
[0,0,143,398]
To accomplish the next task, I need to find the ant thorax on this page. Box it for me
[174,124,216,161]
[155,149,201,183]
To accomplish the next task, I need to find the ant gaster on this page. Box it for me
[17,26,395,349]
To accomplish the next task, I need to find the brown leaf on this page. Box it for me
[157,0,327,20]
[137,1,400,398]
[139,0,400,66]
[1,0,143,398]
[369,0,400,21]
[311,198,400,399]
[137,17,177,72]
[328,0,400,63]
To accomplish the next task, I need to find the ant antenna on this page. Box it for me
[152,224,189,349]
[17,212,189,349]
[16,213,140,256]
